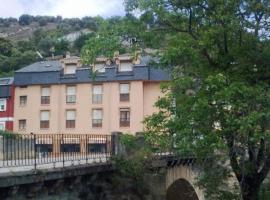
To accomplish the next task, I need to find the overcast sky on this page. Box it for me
[0,0,126,18]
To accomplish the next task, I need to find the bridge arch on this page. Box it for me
[166,164,204,200]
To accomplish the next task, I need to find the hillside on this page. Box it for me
[0,22,58,41]
[0,15,98,77]
[0,15,97,42]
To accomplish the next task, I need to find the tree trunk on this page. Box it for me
[240,180,261,200]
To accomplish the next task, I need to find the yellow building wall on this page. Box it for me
[14,81,163,135]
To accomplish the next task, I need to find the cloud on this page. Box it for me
[49,0,125,18]
[0,0,125,18]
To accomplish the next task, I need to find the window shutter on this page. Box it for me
[41,87,50,96]
[65,65,76,74]
[66,110,76,120]
[119,62,133,72]
[67,86,76,95]
[120,84,130,94]
[93,109,102,120]
[41,111,50,121]
[93,85,102,94]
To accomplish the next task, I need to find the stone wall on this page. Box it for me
[0,171,156,200]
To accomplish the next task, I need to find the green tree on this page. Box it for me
[124,0,270,199]
[0,37,13,57]
[73,33,95,52]
[81,15,152,64]
[18,14,33,25]
[54,39,69,55]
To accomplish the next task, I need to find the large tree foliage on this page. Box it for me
[124,0,270,199]
[81,15,164,64]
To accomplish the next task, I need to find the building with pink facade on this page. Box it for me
[13,54,169,135]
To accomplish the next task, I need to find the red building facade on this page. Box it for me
[0,77,14,131]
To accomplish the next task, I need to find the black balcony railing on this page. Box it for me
[0,133,115,170]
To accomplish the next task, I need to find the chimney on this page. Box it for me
[106,59,112,66]
[66,52,71,58]
[114,51,120,58]
[133,50,141,65]
[115,58,120,65]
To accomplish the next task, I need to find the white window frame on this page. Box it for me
[65,65,77,74]
[19,119,26,130]
[66,86,76,103]
[120,83,130,94]
[0,122,5,130]
[95,63,106,73]
[118,62,133,72]
[92,85,103,104]
[0,99,7,112]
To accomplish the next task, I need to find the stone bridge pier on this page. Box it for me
[145,157,204,200]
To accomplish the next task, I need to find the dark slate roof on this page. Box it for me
[0,86,11,98]
[0,77,13,98]
[14,57,170,86]
[16,61,62,72]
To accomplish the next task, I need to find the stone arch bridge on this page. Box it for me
[0,132,205,200]
[145,156,205,200]
[0,156,205,200]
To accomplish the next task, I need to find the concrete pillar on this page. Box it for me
[80,135,87,154]
[111,132,123,156]
[53,136,61,156]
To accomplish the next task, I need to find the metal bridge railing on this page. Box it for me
[0,133,115,170]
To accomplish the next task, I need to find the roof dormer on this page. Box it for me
[61,54,81,75]
[93,57,108,73]
[115,54,133,72]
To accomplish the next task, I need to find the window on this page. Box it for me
[19,120,26,130]
[120,83,130,102]
[120,108,130,127]
[0,122,5,130]
[95,64,105,73]
[92,85,103,104]
[0,79,10,85]
[20,96,27,106]
[41,87,50,105]
[118,62,133,72]
[66,110,76,128]
[0,99,6,111]
[66,86,76,103]
[92,109,102,127]
[65,65,76,74]
[40,111,50,129]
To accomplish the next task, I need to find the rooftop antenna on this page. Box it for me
[36,51,44,60]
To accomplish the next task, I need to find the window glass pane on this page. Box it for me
[41,111,50,120]
[93,85,102,94]
[41,87,50,96]
[66,110,76,120]
[120,84,130,94]
[0,99,6,111]
[65,65,76,74]
[20,96,27,105]
[0,123,5,130]
[93,109,102,119]
[67,86,76,95]
[95,64,105,72]
[119,62,133,72]
[19,120,26,129]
